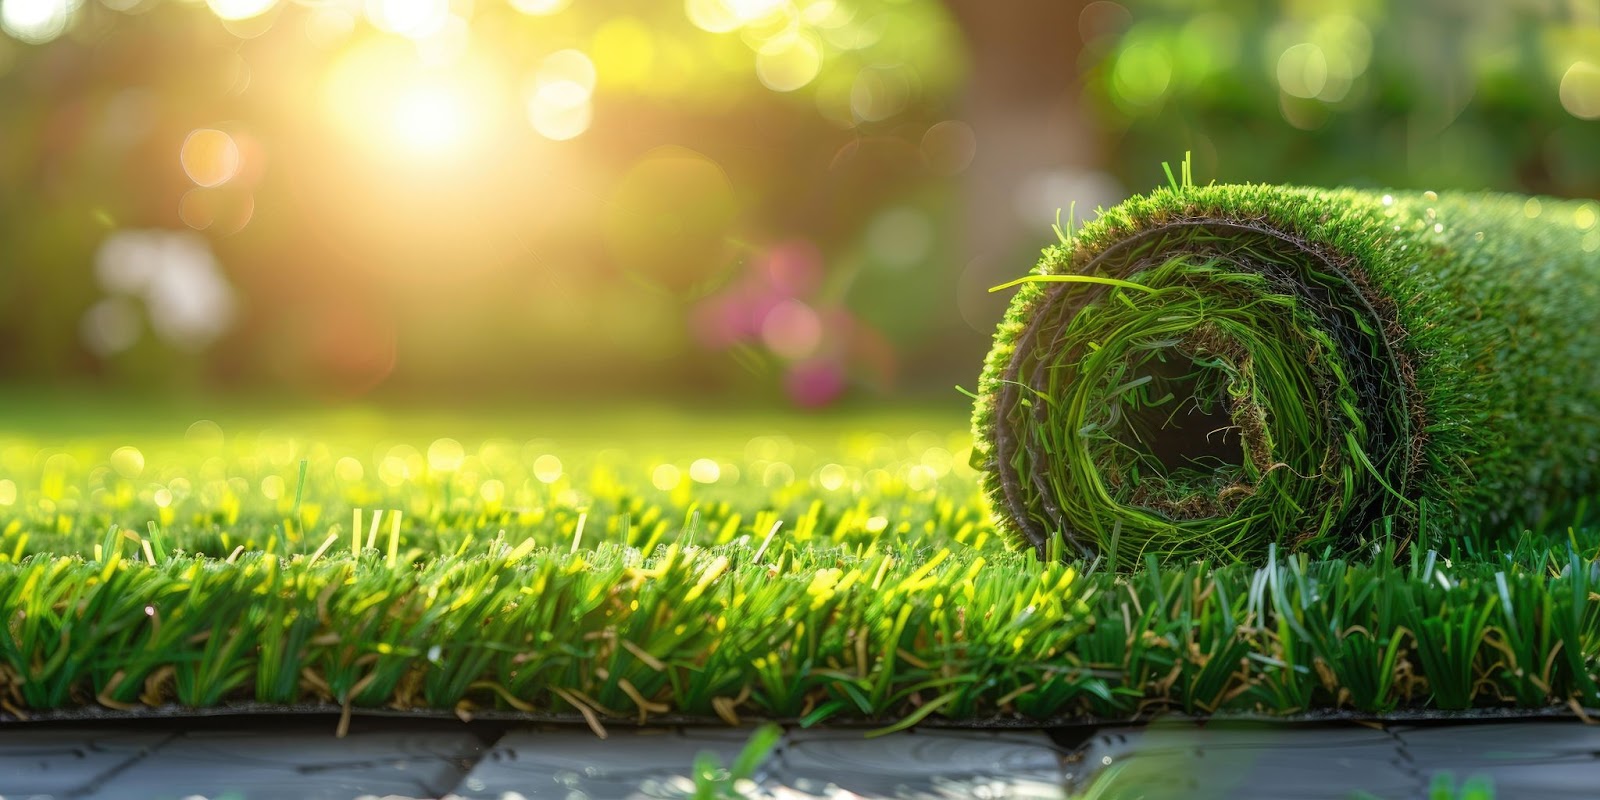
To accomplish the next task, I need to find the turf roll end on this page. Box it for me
[974,185,1600,565]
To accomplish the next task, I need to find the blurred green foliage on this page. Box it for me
[1088,0,1600,195]
[0,0,1595,404]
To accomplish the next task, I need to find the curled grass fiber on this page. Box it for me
[974,183,1600,565]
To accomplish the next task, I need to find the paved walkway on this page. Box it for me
[0,715,1595,799]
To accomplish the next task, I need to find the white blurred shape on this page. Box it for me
[1011,169,1124,230]
[80,297,142,356]
[527,50,596,140]
[393,82,468,152]
[206,0,275,21]
[509,0,567,15]
[756,32,822,92]
[93,230,236,353]
[1560,61,1600,120]
[2,0,75,44]
[181,129,242,188]
[365,0,447,39]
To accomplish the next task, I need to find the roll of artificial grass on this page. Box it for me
[973,181,1600,565]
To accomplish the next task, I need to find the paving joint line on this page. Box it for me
[64,730,182,800]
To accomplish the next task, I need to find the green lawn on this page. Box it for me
[0,403,1595,732]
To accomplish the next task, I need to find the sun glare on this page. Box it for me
[324,39,504,163]
[392,83,469,153]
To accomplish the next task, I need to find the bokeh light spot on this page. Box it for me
[180,129,241,188]
[651,463,682,491]
[111,446,145,479]
[725,0,783,22]
[756,33,822,92]
[527,90,593,140]
[761,299,823,360]
[527,50,596,141]
[365,0,448,39]
[817,463,847,491]
[920,120,976,175]
[335,457,365,482]
[1576,204,1598,231]
[1560,61,1600,120]
[850,66,911,122]
[689,458,721,483]
[479,479,505,503]
[427,438,465,471]
[206,0,275,22]
[533,454,563,483]
[685,0,740,33]
[540,49,598,93]
[1111,41,1172,109]
[509,0,569,15]
[261,474,285,500]
[0,480,15,506]
[1277,43,1328,99]
[80,298,141,357]
[762,461,795,488]
[185,419,225,449]
[1,0,73,44]
[304,6,356,48]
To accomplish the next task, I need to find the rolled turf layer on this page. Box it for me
[974,185,1600,565]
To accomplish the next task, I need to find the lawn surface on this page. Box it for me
[0,400,1596,732]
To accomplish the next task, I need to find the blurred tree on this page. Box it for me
[0,0,1596,405]
[1086,0,1600,197]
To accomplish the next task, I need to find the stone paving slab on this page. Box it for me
[0,721,485,800]
[1069,722,1415,800]
[4,717,1600,799]
[0,727,173,798]
[1392,722,1600,798]
[1070,719,1600,800]
[446,727,1067,800]
[769,729,1066,799]
[444,727,755,799]
[98,726,484,800]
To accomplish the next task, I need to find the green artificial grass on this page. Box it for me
[974,178,1600,566]
[1,410,1599,727]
